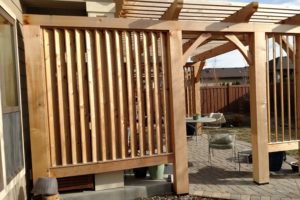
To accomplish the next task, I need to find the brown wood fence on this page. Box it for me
[200,85,250,114]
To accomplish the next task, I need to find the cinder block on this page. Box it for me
[95,171,124,191]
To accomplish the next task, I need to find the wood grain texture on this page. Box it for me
[151,32,162,154]
[86,30,100,162]
[249,32,269,184]
[75,29,91,163]
[160,32,171,153]
[95,30,110,161]
[24,26,51,180]
[133,31,146,156]
[65,29,81,164]
[43,29,61,166]
[54,29,71,165]
[143,32,154,156]
[105,30,119,160]
[168,30,189,194]
[115,30,128,159]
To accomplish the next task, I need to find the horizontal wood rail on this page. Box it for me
[50,154,174,178]
[268,141,300,152]
[23,14,300,33]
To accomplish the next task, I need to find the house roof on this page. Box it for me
[269,56,294,71]
[201,67,249,79]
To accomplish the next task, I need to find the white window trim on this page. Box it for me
[0,2,26,195]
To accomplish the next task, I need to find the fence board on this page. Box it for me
[151,32,162,154]
[75,29,91,163]
[143,32,154,155]
[199,85,250,115]
[43,29,61,166]
[65,30,81,164]
[54,29,71,165]
[133,32,146,156]
[86,30,100,162]
[125,31,137,158]
[95,30,110,161]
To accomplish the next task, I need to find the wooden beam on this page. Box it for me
[195,61,206,82]
[249,32,269,184]
[268,141,299,152]
[24,25,51,181]
[50,154,174,178]
[23,14,300,34]
[115,0,126,17]
[192,34,294,63]
[225,34,253,65]
[296,36,300,174]
[280,14,300,25]
[160,0,183,20]
[182,33,211,66]
[222,2,258,23]
[168,30,189,194]
[192,42,237,62]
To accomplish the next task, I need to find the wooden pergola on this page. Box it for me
[23,0,300,195]
[116,0,300,184]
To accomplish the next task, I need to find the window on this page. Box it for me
[0,8,23,184]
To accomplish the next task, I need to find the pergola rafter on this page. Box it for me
[280,13,300,25]
[160,0,183,20]
[222,2,258,23]
[191,1,257,63]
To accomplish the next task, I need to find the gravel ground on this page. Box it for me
[136,195,225,200]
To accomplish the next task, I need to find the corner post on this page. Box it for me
[24,25,51,181]
[168,30,189,194]
[295,36,300,171]
[249,32,269,184]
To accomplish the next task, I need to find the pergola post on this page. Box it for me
[168,30,189,194]
[249,32,269,184]
[295,36,300,171]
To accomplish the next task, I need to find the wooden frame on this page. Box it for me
[23,4,300,192]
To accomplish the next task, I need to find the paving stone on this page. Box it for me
[187,131,300,200]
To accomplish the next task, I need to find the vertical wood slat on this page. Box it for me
[43,29,61,166]
[24,26,52,180]
[185,68,188,116]
[160,32,171,153]
[86,30,100,162]
[75,29,91,163]
[105,30,119,160]
[143,32,154,155]
[65,30,81,164]
[272,36,278,142]
[95,30,110,161]
[133,31,146,156]
[286,35,292,140]
[151,32,162,154]
[296,36,300,158]
[293,36,298,139]
[266,35,271,142]
[54,29,71,165]
[279,35,285,141]
[115,30,128,159]
[125,31,137,157]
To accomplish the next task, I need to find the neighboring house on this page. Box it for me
[201,67,249,86]
[268,56,294,83]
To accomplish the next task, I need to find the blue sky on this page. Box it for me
[204,0,299,68]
